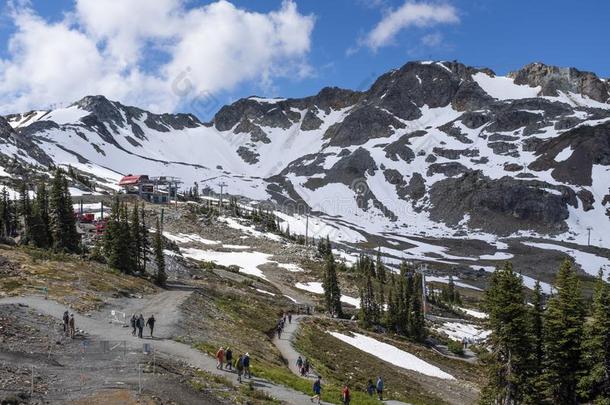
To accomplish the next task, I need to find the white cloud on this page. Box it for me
[0,0,315,114]
[363,2,459,51]
[421,32,443,47]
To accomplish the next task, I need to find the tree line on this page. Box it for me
[6,170,80,253]
[481,261,610,405]
[101,198,166,286]
[319,238,426,342]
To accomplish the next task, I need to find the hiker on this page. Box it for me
[216,347,225,369]
[296,356,303,374]
[288,313,292,324]
[62,311,69,335]
[68,314,75,339]
[303,358,310,375]
[146,315,156,338]
[243,352,251,378]
[277,324,282,339]
[341,383,351,405]
[311,376,322,404]
[130,314,137,336]
[366,379,375,397]
[225,347,233,370]
[137,314,144,338]
[376,376,384,401]
[235,354,244,383]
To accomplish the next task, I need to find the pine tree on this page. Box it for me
[154,218,166,286]
[409,272,426,341]
[49,170,79,252]
[103,199,133,273]
[542,260,584,405]
[375,250,386,313]
[322,253,342,317]
[18,183,32,243]
[525,280,545,404]
[140,206,149,271]
[578,269,610,403]
[480,262,533,405]
[130,201,142,271]
[34,183,52,248]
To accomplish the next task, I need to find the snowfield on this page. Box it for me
[328,331,455,380]
[435,322,491,343]
[180,247,270,279]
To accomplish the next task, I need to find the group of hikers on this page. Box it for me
[62,311,76,339]
[295,355,311,377]
[276,311,293,339]
[130,314,155,339]
[215,347,251,383]
[310,376,385,404]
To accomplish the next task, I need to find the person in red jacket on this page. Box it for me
[341,383,351,405]
[216,347,225,369]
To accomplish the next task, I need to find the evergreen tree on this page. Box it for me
[140,206,149,271]
[130,201,142,271]
[357,255,381,327]
[525,280,545,404]
[578,269,610,403]
[322,253,343,317]
[409,272,426,341]
[480,262,533,405]
[103,199,133,273]
[542,260,584,405]
[49,170,79,252]
[34,183,52,248]
[154,218,166,286]
[18,183,32,243]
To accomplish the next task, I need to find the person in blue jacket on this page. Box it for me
[311,375,322,404]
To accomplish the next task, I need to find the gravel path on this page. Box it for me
[272,315,316,378]
[0,294,327,405]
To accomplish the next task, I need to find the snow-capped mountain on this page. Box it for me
[1,61,610,262]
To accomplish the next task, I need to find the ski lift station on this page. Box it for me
[118,174,182,204]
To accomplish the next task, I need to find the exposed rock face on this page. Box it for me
[2,59,610,240]
[529,121,610,186]
[509,62,610,103]
[429,171,575,235]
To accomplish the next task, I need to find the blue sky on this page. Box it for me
[0,0,608,118]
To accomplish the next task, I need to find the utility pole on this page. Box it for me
[419,263,428,316]
[305,214,309,246]
[218,181,227,214]
[587,226,592,246]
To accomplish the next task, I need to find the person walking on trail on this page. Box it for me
[216,347,225,369]
[130,314,137,336]
[68,314,75,339]
[341,383,351,405]
[304,358,310,375]
[146,315,156,338]
[311,376,322,404]
[235,354,244,383]
[62,311,69,335]
[277,324,282,339]
[366,379,375,397]
[137,314,144,338]
[376,376,384,401]
[243,352,251,378]
[225,347,233,370]
[296,356,303,375]
[288,312,292,324]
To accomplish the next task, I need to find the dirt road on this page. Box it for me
[0,293,329,405]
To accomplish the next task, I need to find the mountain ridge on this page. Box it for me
[1,59,609,256]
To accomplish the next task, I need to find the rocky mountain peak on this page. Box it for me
[508,62,610,102]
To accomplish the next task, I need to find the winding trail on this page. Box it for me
[0,293,327,405]
[272,314,316,378]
